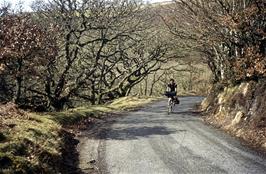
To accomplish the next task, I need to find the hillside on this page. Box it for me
[202,80,266,151]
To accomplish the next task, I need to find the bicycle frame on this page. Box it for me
[168,97,175,114]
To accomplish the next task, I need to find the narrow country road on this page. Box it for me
[78,97,266,174]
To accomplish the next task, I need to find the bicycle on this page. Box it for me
[164,91,179,114]
[168,97,175,114]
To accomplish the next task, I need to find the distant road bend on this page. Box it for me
[78,97,266,174]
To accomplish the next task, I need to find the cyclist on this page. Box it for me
[166,79,178,106]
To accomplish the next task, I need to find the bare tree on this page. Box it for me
[163,0,265,84]
[19,0,174,109]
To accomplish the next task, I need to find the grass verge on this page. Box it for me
[0,96,158,173]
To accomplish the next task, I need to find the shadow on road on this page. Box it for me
[83,109,201,141]
[116,118,198,125]
[171,111,202,116]
[90,125,186,140]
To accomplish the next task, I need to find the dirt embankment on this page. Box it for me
[201,79,266,151]
[0,97,158,173]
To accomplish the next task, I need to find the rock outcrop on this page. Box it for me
[202,79,266,151]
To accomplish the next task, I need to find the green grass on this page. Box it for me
[48,96,159,125]
[0,96,158,173]
[0,114,61,173]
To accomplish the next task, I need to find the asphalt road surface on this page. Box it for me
[78,97,266,174]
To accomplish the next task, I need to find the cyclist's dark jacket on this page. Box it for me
[168,83,177,92]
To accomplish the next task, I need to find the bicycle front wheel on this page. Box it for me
[168,99,173,114]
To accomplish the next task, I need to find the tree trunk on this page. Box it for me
[139,83,143,96]
[91,79,96,105]
[97,94,103,105]
[50,97,68,111]
[144,77,148,96]
[14,59,23,104]
[189,71,193,91]
[14,76,22,104]
[149,73,157,96]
